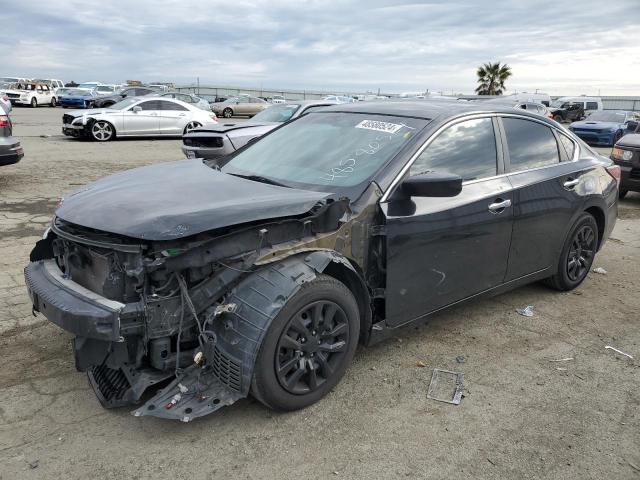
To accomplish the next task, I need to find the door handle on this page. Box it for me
[488,198,511,213]
[563,178,580,189]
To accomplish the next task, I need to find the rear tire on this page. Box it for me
[183,121,202,134]
[619,189,628,199]
[545,213,598,291]
[251,274,360,411]
[223,107,233,118]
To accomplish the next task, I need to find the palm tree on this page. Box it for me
[475,62,512,95]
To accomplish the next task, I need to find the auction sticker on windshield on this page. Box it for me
[356,120,403,134]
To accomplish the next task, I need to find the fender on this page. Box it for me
[135,250,369,421]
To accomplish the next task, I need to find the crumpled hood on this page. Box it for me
[55,159,332,241]
[616,133,640,148]
[571,120,621,130]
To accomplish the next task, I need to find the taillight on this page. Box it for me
[606,164,621,187]
[0,115,8,127]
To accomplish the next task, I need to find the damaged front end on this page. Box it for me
[25,187,382,421]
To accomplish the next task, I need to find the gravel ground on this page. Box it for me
[1,107,639,480]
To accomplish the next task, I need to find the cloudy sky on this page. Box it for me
[2,0,639,95]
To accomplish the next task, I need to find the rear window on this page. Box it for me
[503,118,560,172]
[586,102,599,110]
[558,134,576,160]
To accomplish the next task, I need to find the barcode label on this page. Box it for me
[355,120,403,134]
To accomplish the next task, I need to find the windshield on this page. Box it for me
[109,97,139,109]
[250,104,300,123]
[586,111,628,123]
[222,112,427,190]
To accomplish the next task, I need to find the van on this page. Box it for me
[509,92,552,106]
[551,96,603,114]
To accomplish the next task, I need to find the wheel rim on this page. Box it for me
[223,108,232,118]
[566,225,595,282]
[92,121,112,141]
[31,98,37,107]
[185,121,201,133]
[275,300,349,395]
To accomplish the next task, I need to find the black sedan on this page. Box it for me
[611,120,640,198]
[91,86,156,108]
[182,100,336,160]
[25,101,618,421]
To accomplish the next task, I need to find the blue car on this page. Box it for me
[59,88,98,109]
[569,110,636,146]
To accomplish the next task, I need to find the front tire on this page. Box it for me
[90,121,115,142]
[50,97,57,107]
[222,107,233,118]
[251,274,360,411]
[183,121,202,134]
[545,213,598,291]
[30,97,37,108]
[613,130,623,145]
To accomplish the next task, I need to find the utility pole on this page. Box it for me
[197,77,200,96]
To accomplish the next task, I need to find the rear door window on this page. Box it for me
[411,118,498,181]
[586,102,598,110]
[502,118,560,172]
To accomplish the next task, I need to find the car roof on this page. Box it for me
[318,100,551,122]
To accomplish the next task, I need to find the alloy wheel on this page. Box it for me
[223,108,233,118]
[184,121,201,133]
[275,300,349,395]
[91,121,113,141]
[566,225,595,282]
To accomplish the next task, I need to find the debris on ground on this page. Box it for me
[27,459,39,469]
[516,305,535,317]
[427,369,464,405]
[628,461,640,473]
[549,357,574,362]
[605,346,634,359]
[456,355,466,364]
[416,361,427,368]
[593,267,607,275]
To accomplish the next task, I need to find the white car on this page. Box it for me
[1,82,57,107]
[61,96,218,141]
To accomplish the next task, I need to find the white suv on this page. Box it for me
[2,82,58,107]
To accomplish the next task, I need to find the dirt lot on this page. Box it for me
[1,107,639,480]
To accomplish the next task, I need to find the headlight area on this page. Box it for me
[26,219,252,411]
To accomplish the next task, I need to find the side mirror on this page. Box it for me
[400,172,462,198]
[132,106,142,113]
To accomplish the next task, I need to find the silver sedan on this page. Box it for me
[61,97,218,141]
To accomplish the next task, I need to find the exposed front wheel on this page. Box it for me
[251,274,360,411]
[50,97,57,107]
[30,97,37,108]
[183,121,202,134]
[545,213,598,291]
[222,107,233,118]
[90,121,114,141]
[613,130,623,145]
